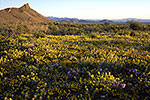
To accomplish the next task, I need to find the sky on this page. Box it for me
[0,0,150,19]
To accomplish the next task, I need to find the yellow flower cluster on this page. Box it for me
[0,31,149,99]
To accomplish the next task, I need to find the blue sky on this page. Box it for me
[0,0,150,19]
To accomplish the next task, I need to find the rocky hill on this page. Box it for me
[0,3,54,24]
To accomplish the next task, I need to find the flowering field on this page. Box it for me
[0,31,150,99]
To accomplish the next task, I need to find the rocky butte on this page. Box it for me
[0,3,54,24]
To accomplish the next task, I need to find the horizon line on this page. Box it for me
[47,16,150,20]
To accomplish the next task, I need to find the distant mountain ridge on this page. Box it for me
[48,16,113,23]
[48,16,150,23]
[0,3,54,24]
[113,18,150,23]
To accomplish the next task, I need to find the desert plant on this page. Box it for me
[34,31,46,38]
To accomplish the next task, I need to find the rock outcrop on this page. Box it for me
[0,3,54,24]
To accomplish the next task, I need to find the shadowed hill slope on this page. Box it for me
[0,3,54,23]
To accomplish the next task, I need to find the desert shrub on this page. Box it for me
[88,34,98,38]
[104,22,110,26]
[130,31,136,36]
[48,24,59,31]
[128,21,144,30]
[34,32,46,38]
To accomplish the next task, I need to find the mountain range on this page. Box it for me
[47,16,113,23]
[48,16,150,23]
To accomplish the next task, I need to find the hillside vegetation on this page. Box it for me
[0,22,150,100]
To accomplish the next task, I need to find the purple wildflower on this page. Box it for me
[59,66,63,68]
[69,56,74,60]
[76,69,79,72]
[28,48,33,52]
[120,83,126,88]
[56,64,59,66]
[136,74,138,77]
[133,52,138,56]
[52,64,56,67]
[76,72,79,75]
[133,69,135,72]
[65,67,68,70]
[113,84,116,86]
[136,72,139,74]
[67,71,71,76]
[72,70,75,72]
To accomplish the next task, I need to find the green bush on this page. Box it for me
[130,32,136,36]
[34,32,46,38]
[88,34,98,38]
[128,21,144,30]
